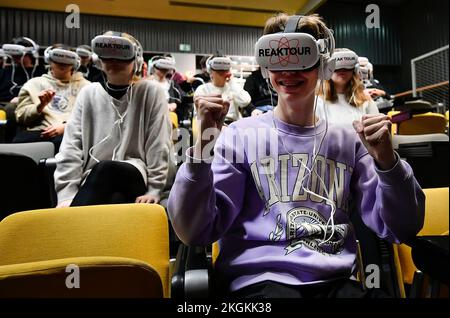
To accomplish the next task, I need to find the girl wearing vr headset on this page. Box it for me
[316,48,379,130]
[13,44,89,152]
[194,54,252,124]
[168,14,424,298]
[54,31,173,207]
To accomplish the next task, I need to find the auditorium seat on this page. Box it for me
[396,187,449,298]
[0,204,170,297]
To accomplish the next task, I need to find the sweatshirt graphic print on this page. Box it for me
[168,111,424,292]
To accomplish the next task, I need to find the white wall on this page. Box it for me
[170,53,197,76]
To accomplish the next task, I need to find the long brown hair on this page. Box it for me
[318,48,370,107]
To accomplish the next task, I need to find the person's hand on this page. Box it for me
[251,109,264,116]
[57,200,72,208]
[135,194,159,204]
[225,72,232,82]
[37,89,56,112]
[41,124,65,139]
[193,94,230,158]
[353,114,396,170]
[366,88,386,99]
[168,102,177,112]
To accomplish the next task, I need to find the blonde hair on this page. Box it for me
[102,31,142,82]
[318,48,370,107]
[263,13,328,40]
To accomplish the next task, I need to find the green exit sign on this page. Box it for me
[179,43,191,52]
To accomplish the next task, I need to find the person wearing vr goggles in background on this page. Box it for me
[76,44,104,84]
[148,55,185,116]
[194,54,252,124]
[13,44,89,152]
[316,48,379,130]
[0,37,45,103]
[0,37,46,142]
[243,66,278,116]
[168,14,424,298]
[54,31,173,208]
[358,56,393,112]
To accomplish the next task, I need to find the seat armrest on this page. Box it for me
[410,236,449,285]
[171,244,211,298]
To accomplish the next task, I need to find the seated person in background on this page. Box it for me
[13,44,89,152]
[0,37,46,142]
[194,54,251,124]
[316,48,379,130]
[243,66,278,116]
[0,37,46,103]
[55,31,173,208]
[76,44,104,83]
[168,13,425,298]
[194,55,211,85]
[148,55,186,120]
[358,57,393,112]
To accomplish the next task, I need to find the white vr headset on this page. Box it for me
[152,57,176,70]
[254,15,335,80]
[44,47,81,69]
[206,56,232,72]
[358,56,373,81]
[333,50,359,70]
[0,48,6,58]
[91,35,136,60]
[2,44,32,56]
[358,56,369,67]
[91,33,144,75]
[76,47,92,58]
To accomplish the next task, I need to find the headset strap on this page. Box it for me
[284,15,303,33]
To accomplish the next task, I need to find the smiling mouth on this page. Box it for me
[278,80,305,88]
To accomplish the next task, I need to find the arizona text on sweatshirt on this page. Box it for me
[168,111,424,292]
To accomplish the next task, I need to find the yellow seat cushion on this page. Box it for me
[0,256,163,298]
[0,204,170,297]
[169,111,178,129]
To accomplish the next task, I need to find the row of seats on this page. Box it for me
[0,188,447,298]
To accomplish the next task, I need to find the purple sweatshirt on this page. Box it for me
[167,111,425,292]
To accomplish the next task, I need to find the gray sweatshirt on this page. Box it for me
[54,80,173,204]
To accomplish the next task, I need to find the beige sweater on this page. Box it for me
[15,71,90,130]
[54,80,173,204]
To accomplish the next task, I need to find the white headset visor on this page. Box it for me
[255,33,320,72]
[76,47,92,58]
[333,50,358,70]
[154,58,176,70]
[91,35,135,60]
[209,57,232,71]
[2,44,28,56]
[49,48,79,66]
[358,56,369,67]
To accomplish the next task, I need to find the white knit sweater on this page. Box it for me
[315,94,379,130]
